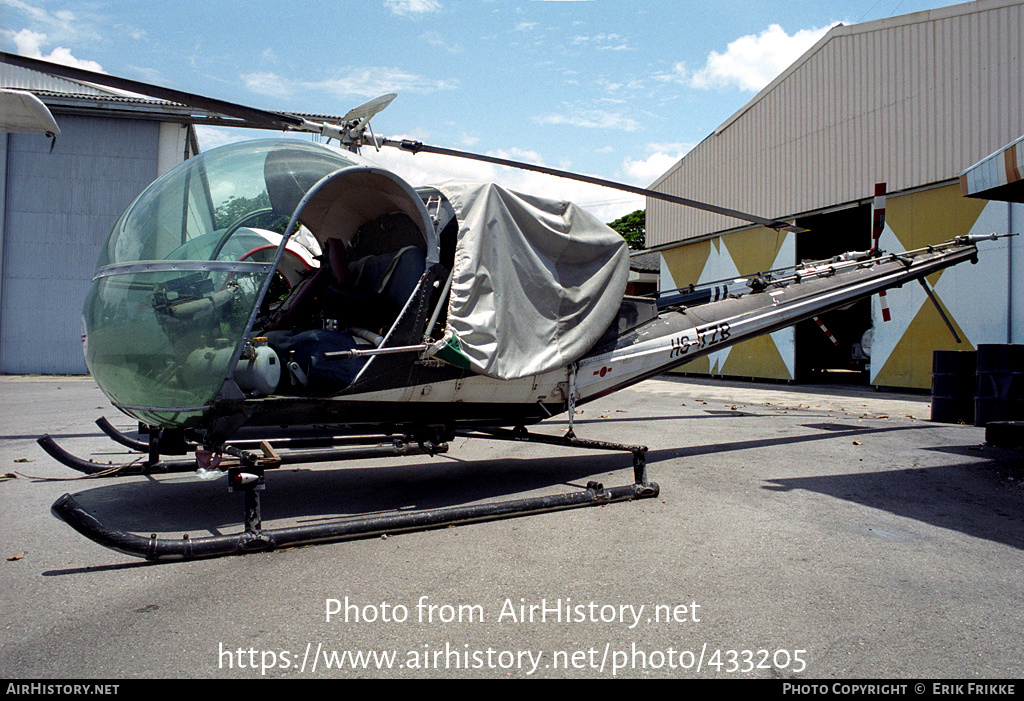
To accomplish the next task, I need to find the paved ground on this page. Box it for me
[0,374,1021,679]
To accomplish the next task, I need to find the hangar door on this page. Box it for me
[1,117,160,374]
[793,203,872,383]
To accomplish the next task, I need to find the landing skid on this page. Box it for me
[48,427,658,561]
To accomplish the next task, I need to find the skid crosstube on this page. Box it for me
[49,428,657,561]
[37,428,439,476]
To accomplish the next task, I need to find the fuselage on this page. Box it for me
[209,239,977,443]
[80,139,980,446]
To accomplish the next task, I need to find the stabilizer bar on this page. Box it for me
[37,433,442,476]
[95,417,148,452]
[96,417,428,454]
[37,434,157,475]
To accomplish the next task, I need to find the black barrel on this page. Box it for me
[931,350,977,424]
[975,344,1024,427]
[985,421,1024,449]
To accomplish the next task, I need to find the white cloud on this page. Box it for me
[117,25,146,42]
[532,107,640,132]
[240,68,458,101]
[363,141,640,222]
[689,22,839,92]
[384,0,442,17]
[571,32,632,51]
[1,0,102,44]
[313,68,458,98]
[9,27,44,54]
[597,76,645,98]
[9,28,104,72]
[653,61,688,84]
[621,143,693,186]
[193,125,257,152]
[421,30,462,53]
[241,71,292,96]
[126,64,163,84]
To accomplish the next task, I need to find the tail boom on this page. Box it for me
[576,240,979,401]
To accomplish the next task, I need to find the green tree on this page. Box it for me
[214,192,275,229]
[607,209,645,250]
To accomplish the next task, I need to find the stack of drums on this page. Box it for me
[974,344,1024,425]
[930,350,977,424]
[974,344,1024,447]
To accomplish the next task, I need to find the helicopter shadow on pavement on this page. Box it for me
[61,419,916,542]
[639,420,1024,550]
[57,417,914,534]
[760,444,1024,551]
[641,421,918,462]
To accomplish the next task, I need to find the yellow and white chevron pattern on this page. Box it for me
[660,227,796,381]
[870,184,1019,389]
[659,183,1022,389]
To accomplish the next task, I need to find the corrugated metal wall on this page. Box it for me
[649,0,1024,247]
[0,62,119,97]
[1,115,159,373]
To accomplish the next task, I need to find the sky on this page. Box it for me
[1,0,965,222]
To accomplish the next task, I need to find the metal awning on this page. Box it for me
[960,134,1024,203]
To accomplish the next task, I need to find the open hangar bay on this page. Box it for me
[0,374,1020,679]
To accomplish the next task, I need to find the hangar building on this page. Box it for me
[647,0,1024,390]
[0,62,201,374]
[1,57,362,376]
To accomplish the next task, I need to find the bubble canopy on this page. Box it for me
[82,140,369,427]
[98,139,359,267]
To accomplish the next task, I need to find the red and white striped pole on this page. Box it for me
[871,182,886,252]
[878,289,892,322]
[812,316,841,347]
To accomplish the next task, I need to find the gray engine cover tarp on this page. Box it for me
[430,181,629,380]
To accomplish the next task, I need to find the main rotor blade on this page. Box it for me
[0,51,304,131]
[384,139,806,233]
[6,49,804,232]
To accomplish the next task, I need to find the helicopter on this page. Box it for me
[2,51,1003,561]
